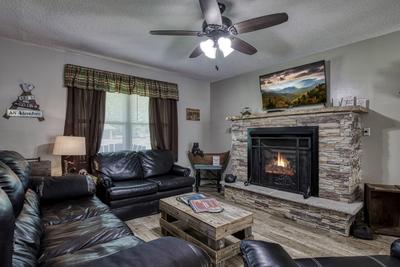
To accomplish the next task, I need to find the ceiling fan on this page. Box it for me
[150,0,288,59]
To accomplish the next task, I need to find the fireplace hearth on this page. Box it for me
[247,127,319,198]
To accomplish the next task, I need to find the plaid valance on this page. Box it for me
[64,64,179,100]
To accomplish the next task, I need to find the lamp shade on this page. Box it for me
[53,136,86,156]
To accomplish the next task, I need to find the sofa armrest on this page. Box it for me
[30,175,96,202]
[240,240,298,267]
[170,164,191,177]
[391,239,400,259]
[96,173,114,189]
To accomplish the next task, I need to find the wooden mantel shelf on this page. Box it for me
[226,106,368,121]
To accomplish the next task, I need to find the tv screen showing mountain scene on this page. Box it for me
[260,61,327,110]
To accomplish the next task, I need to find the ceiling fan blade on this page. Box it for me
[189,45,203,58]
[231,37,257,55]
[233,13,288,34]
[199,0,222,25]
[150,30,200,36]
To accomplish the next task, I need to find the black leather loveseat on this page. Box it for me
[240,239,400,267]
[0,150,211,267]
[92,150,195,220]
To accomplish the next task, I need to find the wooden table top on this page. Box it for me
[160,193,253,230]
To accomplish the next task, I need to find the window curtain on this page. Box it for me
[63,64,180,166]
[149,98,178,161]
[63,87,106,172]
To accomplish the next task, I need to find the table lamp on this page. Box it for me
[53,136,86,174]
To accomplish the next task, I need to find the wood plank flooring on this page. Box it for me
[126,189,397,267]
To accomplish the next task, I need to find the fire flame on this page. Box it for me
[276,152,289,168]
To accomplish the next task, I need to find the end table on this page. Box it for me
[193,164,222,193]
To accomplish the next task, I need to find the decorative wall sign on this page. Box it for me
[186,108,200,121]
[3,83,44,121]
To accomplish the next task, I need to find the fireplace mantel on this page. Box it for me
[226,106,368,121]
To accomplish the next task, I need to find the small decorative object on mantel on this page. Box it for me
[186,108,200,121]
[3,83,44,121]
[240,107,252,116]
[339,96,370,109]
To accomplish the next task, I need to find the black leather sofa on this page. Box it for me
[240,239,400,267]
[0,150,211,267]
[92,150,195,220]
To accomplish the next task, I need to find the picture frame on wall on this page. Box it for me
[259,61,328,110]
[186,108,200,121]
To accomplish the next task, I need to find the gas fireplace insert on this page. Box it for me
[247,126,319,198]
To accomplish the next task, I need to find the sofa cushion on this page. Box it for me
[41,196,110,226]
[148,175,195,192]
[39,236,144,267]
[39,213,132,263]
[0,150,31,191]
[0,161,25,216]
[108,180,158,201]
[13,189,42,267]
[93,151,143,181]
[139,150,174,178]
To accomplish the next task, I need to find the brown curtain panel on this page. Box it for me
[63,87,106,172]
[149,98,178,161]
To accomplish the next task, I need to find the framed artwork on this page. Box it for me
[260,61,327,110]
[186,108,200,121]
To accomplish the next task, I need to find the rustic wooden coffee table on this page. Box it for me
[159,194,254,267]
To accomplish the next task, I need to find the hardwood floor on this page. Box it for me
[126,189,397,267]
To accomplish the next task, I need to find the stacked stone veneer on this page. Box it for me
[225,107,367,235]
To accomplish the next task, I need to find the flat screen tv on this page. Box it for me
[260,61,327,110]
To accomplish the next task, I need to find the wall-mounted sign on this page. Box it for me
[3,83,44,121]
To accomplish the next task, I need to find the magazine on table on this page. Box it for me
[177,193,206,205]
[177,193,223,213]
[189,198,223,213]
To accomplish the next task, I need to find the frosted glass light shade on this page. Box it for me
[218,37,234,57]
[53,136,86,156]
[200,39,216,59]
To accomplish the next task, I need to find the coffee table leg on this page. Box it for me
[160,211,177,236]
[232,226,253,240]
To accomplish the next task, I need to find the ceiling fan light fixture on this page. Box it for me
[200,39,216,59]
[217,37,234,57]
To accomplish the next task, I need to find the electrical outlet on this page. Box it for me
[363,128,371,136]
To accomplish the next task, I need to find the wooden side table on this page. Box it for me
[193,164,222,193]
[365,183,400,236]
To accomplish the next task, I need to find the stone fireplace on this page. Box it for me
[224,106,368,236]
[248,126,319,198]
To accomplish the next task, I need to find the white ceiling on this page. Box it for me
[1,0,400,82]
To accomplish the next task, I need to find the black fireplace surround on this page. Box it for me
[247,126,319,198]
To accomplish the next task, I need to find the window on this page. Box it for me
[100,92,151,153]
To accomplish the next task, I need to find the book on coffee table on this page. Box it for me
[189,198,224,213]
[177,193,206,205]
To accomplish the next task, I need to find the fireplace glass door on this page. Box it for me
[248,127,318,198]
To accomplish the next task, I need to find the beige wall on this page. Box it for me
[210,31,400,185]
[0,38,210,175]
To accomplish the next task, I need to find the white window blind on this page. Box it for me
[100,92,151,153]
